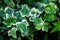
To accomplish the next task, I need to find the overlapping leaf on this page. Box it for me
[43,14,56,22]
[33,18,50,32]
[5,7,14,16]
[4,0,15,7]
[4,16,17,27]
[51,21,60,33]
[13,11,24,22]
[16,19,29,37]
[8,27,17,38]
[45,2,57,14]
[20,4,30,17]
[0,10,6,17]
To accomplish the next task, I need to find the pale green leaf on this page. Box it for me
[51,21,60,33]
[8,27,17,38]
[45,2,57,14]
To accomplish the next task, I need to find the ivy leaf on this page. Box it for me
[36,2,44,12]
[13,11,24,22]
[59,0,60,3]
[16,22,28,37]
[30,8,42,18]
[5,7,14,16]
[20,4,30,17]
[33,18,44,30]
[40,0,49,4]
[33,18,50,32]
[49,0,57,2]
[45,2,57,14]
[51,21,60,33]
[4,0,15,7]
[29,17,34,22]
[4,16,17,27]
[42,23,50,32]
[22,19,29,26]
[44,14,56,22]
[8,27,17,38]
[29,8,42,22]
[28,25,35,38]
[0,10,6,17]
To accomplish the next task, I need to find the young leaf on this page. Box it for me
[45,2,57,14]
[8,27,17,38]
[4,0,15,7]
[51,21,60,33]
[42,23,50,32]
[44,14,56,22]
[16,22,28,37]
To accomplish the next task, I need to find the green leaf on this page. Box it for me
[22,19,29,26]
[29,8,42,22]
[45,2,57,14]
[42,23,50,32]
[36,2,44,12]
[4,16,17,27]
[5,7,14,16]
[4,0,15,7]
[33,18,50,31]
[30,8,42,18]
[13,11,24,22]
[40,0,49,4]
[20,4,30,17]
[0,35,3,40]
[33,18,44,30]
[44,14,56,22]
[28,25,35,38]
[8,27,17,38]
[0,10,6,17]
[16,22,28,37]
[51,21,60,33]
[43,35,48,40]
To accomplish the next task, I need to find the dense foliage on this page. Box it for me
[0,0,60,40]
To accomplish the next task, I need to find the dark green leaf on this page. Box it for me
[20,4,30,17]
[4,0,15,7]
[4,16,17,27]
[0,10,6,17]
